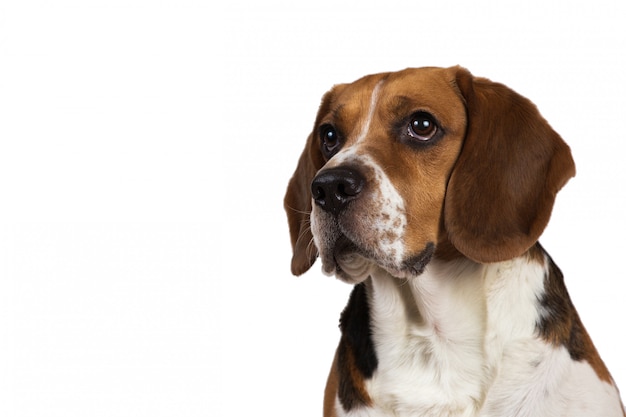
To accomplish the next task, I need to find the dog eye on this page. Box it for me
[408,112,438,141]
[320,124,341,157]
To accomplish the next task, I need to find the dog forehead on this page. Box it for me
[341,67,454,91]
[317,67,467,177]
[384,68,463,107]
[328,67,464,127]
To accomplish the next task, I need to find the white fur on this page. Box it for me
[480,344,624,417]
[357,154,406,268]
[333,257,624,417]
[365,261,486,416]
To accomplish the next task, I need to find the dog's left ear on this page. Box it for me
[444,67,576,263]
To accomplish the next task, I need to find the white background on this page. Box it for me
[1,0,625,416]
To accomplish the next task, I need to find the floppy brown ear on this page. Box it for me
[284,88,341,275]
[284,133,320,275]
[444,67,576,263]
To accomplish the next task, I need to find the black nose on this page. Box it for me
[311,167,365,215]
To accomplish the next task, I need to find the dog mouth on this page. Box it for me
[319,231,435,282]
[312,198,433,281]
[319,232,435,283]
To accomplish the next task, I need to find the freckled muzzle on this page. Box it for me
[309,156,421,281]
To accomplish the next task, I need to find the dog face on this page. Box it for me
[308,69,468,281]
[285,66,575,282]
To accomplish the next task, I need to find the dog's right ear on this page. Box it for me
[284,87,343,276]
[284,132,319,276]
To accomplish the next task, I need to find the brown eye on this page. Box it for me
[408,112,437,141]
[320,124,341,157]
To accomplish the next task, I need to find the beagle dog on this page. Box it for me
[284,66,624,417]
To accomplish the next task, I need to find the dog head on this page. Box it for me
[284,66,575,282]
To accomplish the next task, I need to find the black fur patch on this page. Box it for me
[536,254,572,337]
[535,245,612,382]
[337,282,378,411]
[536,248,591,361]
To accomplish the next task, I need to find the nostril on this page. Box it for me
[339,176,363,197]
[313,184,326,205]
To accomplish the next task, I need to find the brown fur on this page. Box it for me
[284,66,575,273]
[323,352,339,417]
[336,341,373,410]
[284,88,345,275]
[445,70,576,263]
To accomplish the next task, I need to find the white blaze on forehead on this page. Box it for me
[355,80,384,145]
[326,80,385,168]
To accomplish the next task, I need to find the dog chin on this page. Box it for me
[321,240,436,282]
[318,237,372,283]
[333,252,373,283]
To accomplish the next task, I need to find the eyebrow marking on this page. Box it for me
[331,104,345,120]
[389,95,414,114]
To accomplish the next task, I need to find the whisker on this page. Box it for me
[298,221,318,258]
[284,202,312,217]
[307,238,317,259]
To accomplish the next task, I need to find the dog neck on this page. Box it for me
[362,249,548,413]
